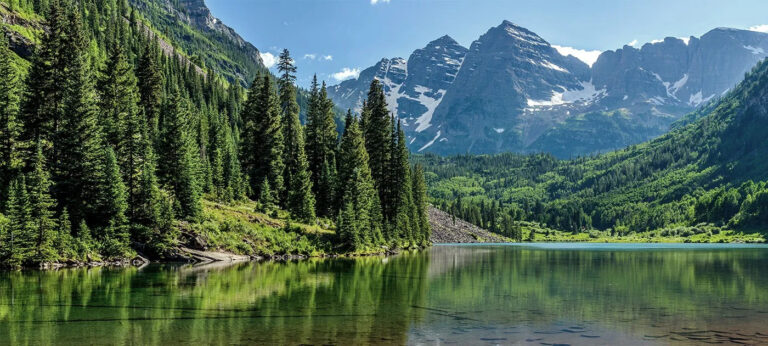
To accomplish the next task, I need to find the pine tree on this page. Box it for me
[21,0,67,157]
[28,143,58,263]
[282,106,315,222]
[157,91,202,220]
[120,98,152,225]
[337,196,360,250]
[277,49,297,112]
[208,111,226,199]
[0,34,21,209]
[3,177,32,266]
[52,7,110,229]
[75,220,94,259]
[136,38,164,142]
[306,78,340,217]
[361,80,393,221]
[392,121,417,244]
[97,41,138,148]
[55,209,75,260]
[97,38,152,229]
[337,115,383,248]
[133,147,175,250]
[257,178,274,213]
[319,82,339,157]
[411,164,430,245]
[94,148,129,252]
[240,75,284,201]
[277,51,315,222]
[222,120,245,200]
[305,75,323,187]
[316,157,337,217]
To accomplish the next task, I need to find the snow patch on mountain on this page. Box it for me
[670,74,688,95]
[541,60,569,73]
[653,72,688,99]
[744,45,765,55]
[526,80,606,107]
[409,86,447,132]
[419,130,441,152]
[689,91,715,106]
[648,96,665,105]
[504,24,547,46]
[382,77,403,117]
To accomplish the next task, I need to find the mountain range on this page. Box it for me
[328,21,768,157]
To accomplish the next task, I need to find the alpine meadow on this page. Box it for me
[2,1,768,345]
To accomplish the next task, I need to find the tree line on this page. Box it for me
[0,0,429,267]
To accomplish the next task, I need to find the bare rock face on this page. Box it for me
[329,22,768,158]
[428,207,508,244]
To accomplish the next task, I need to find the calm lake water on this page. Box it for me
[2,243,768,345]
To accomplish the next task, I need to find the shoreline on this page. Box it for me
[1,246,414,271]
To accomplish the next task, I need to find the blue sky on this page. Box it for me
[206,0,768,88]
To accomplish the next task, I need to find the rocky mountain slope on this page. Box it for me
[329,21,768,157]
[428,207,509,243]
[129,0,265,85]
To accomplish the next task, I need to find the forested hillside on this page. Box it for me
[0,0,429,268]
[417,57,768,242]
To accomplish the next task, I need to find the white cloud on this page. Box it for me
[748,24,768,33]
[552,45,602,67]
[627,39,639,47]
[370,0,390,4]
[678,37,691,45]
[303,54,317,60]
[260,52,277,68]
[332,67,361,81]
[323,55,333,61]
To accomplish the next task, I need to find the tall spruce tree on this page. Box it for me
[277,50,315,222]
[136,38,164,142]
[411,164,431,245]
[55,209,75,260]
[94,147,129,250]
[337,114,383,248]
[20,0,67,158]
[157,91,202,220]
[97,41,138,147]
[3,177,31,266]
[0,34,20,209]
[283,108,315,222]
[316,157,337,217]
[390,120,415,244]
[28,143,58,263]
[277,49,297,112]
[305,75,323,186]
[240,75,284,201]
[52,6,111,229]
[208,110,227,199]
[361,80,393,221]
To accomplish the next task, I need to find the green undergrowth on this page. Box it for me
[182,199,335,257]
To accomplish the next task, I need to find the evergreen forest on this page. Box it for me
[0,0,430,268]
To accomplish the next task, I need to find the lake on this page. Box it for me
[2,243,768,345]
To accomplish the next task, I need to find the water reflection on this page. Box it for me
[1,244,767,345]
